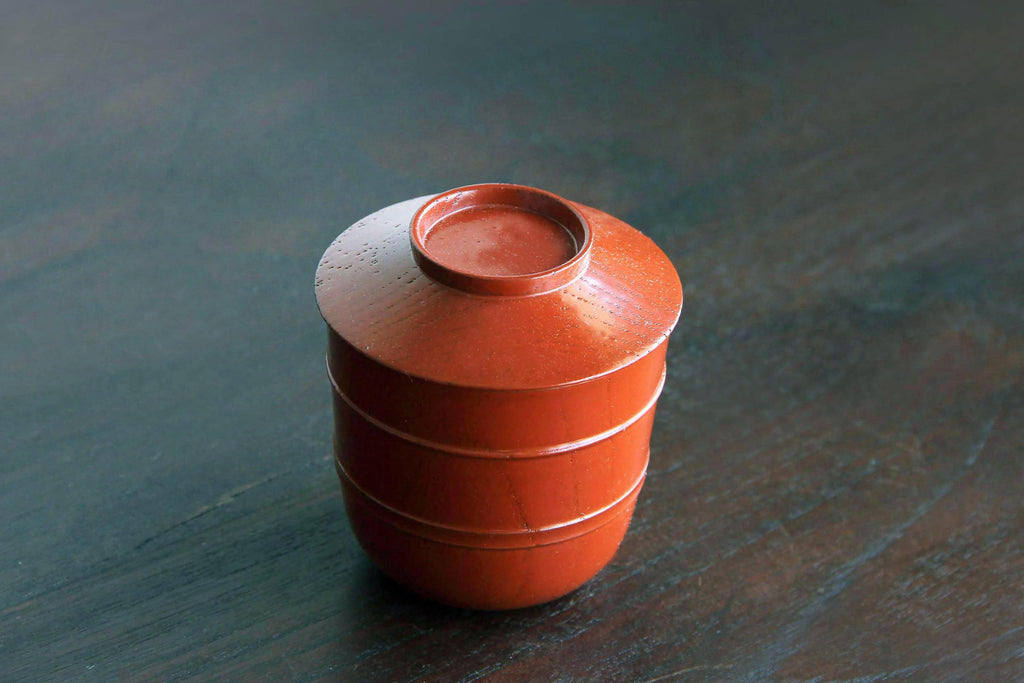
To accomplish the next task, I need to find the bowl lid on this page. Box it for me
[315,184,683,390]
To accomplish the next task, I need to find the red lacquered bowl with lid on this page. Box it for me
[315,184,682,610]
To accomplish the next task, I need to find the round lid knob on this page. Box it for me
[410,184,592,296]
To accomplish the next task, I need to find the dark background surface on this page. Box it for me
[2,1,1023,680]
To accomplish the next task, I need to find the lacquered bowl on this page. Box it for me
[315,184,682,610]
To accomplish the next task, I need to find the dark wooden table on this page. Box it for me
[3,1,1022,680]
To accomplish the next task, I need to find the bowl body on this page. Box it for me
[338,468,643,610]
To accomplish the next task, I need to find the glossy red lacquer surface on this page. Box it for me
[315,184,682,610]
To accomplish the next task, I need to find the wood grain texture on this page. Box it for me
[2,1,1022,680]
